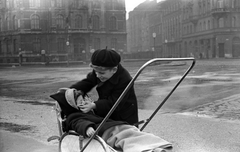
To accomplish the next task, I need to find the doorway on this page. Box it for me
[218,43,224,58]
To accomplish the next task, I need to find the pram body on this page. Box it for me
[48,58,195,152]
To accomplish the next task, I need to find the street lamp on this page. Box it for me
[152,33,156,51]
[66,41,70,66]
[152,33,156,58]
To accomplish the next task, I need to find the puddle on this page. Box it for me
[0,122,34,132]
[14,100,55,106]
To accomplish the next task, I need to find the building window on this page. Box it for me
[30,0,40,7]
[203,21,206,30]
[111,38,117,50]
[109,16,117,30]
[93,0,101,9]
[232,16,237,27]
[73,0,79,8]
[33,38,40,54]
[56,15,64,29]
[13,15,18,30]
[6,17,10,30]
[75,15,82,28]
[13,39,17,54]
[0,41,2,55]
[208,20,211,29]
[57,38,65,53]
[0,18,2,31]
[94,38,100,49]
[118,21,124,30]
[93,15,100,30]
[218,17,224,28]
[6,39,11,55]
[56,0,63,7]
[232,0,237,8]
[6,0,10,8]
[31,14,40,29]
[217,0,223,8]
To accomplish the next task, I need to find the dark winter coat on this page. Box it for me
[66,112,126,137]
[70,64,139,126]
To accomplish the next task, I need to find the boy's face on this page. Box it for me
[94,68,116,82]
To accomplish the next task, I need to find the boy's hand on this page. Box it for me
[79,101,96,113]
[86,127,95,137]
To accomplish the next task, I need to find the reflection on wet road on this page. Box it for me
[134,62,240,122]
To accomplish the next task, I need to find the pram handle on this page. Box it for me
[80,57,196,152]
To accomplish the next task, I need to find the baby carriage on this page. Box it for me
[48,58,195,152]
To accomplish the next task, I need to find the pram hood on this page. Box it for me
[50,90,79,117]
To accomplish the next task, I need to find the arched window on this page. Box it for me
[75,15,82,28]
[109,16,117,30]
[93,15,100,30]
[31,14,40,29]
[56,14,64,28]
[218,17,224,28]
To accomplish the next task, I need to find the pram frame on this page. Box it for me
[51,58,195,152]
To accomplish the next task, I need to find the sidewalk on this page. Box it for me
[1,110,240,152]
[0,130,58,152]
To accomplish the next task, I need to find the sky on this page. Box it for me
[125,0,162,19]
[125,0,146,13]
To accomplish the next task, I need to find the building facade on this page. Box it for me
[127,0,158,54]
[161,0,182,57]
[0,0,127,64]
[182,0,240,58]
[128,0,240,59]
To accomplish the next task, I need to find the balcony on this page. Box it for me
[211,7,239,18]
[211,8,230,14]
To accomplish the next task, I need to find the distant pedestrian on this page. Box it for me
[18,51,23,66]
[41,50,46,63]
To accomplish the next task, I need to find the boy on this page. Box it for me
[69,49,138,126]
[50,88,172,152]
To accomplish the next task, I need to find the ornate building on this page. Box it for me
[0,0,127,64]
[128,0,240,59]
[127,0,158,54]
[161,0,182,57]
[182,0,240,58]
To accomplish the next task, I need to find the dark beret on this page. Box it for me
[91,49,121,67]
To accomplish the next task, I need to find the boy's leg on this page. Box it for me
[101,125,172,152]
